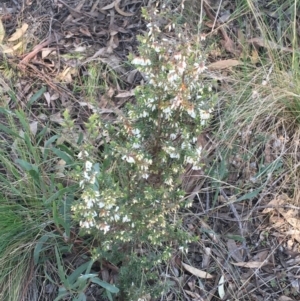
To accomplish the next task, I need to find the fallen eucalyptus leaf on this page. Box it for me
[181,262,213,279]
[8,23,28,41]
[207,59,241,70]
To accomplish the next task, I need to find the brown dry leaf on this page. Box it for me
[1,40,25,54]
[43,92,51,107]
[181,262,213,279]
[250,48,259,64]
[101,1,115,10]
[41,48,54,58]
[8,23,28,41]
[278,296,294,301]
[207,59,240,70]
[227,239,243,262]
[55,159,66,178]
[115,90,135,98]
[79,26,92,37]
[231,261,267,268]
[247,37,293,53]
[262,197,285,214]
[252,250,269,262]
[202,247,212,268]
[29,121,38,136]
[0,19,5,44]
[126,69,138,84]
[115,0,134,17]
[184,290,201,299]
[286,230,300,243]
[221,37,240,56]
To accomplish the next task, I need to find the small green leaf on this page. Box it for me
[44,135,59,160]
[45,185,77,204]
[0,123,21,138]
[106,290,113,301]
[77,132,84,145]
[236,187,263,202]
[16,159,38,173]
[55,246,69,288]
[27,87,47,108]
[73,292,86,301]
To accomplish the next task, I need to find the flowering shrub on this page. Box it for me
[71,5,215,297]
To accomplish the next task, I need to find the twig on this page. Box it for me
[220,189,249,260]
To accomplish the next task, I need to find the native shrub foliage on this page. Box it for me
[72,6,215,255]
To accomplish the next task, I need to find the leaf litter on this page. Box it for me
[1,0,300,300]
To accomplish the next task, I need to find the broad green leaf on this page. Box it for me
[51,148,73,165]
[34,234,50,265]
[68,261,92,285]
[91,277,119,293]
[56,144,75,157]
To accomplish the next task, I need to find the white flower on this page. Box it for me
[165,178,173,186]
[177,60,187,75]
[132,57,151,66]
[170,133,177,140]
[122,155,135,164]
[140,111,149,117]
[132,128,141,137]
[114,214,120,221]
[142,173,149,179]
[196,147,202,156]
[163,106,172,119]
[174,52,183,60]
[194,62,207,74]
[89,174,96,184]
[181,142,191,149]
[192,165,202,170]
[101,224,110,234]
[122,215,130,222]
[83,171,90,181]
[170,153,180,159]
[185,156,195,164]
[167,70,179,83]
[132,143,141,149]
[85,161,93,172]
[98,201,105,208]
[187,108,196,118]
[78,150,88,159]
[199,109,211,120]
